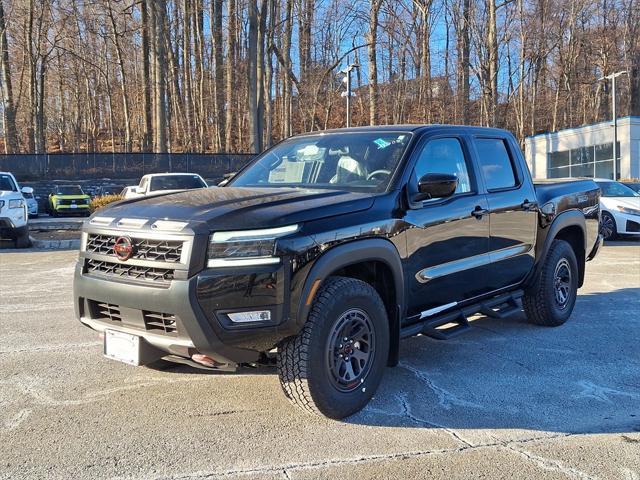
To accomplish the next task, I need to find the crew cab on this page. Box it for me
[0,171,31,247]
[74,126,601,418]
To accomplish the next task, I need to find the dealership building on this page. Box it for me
[524,116,640,180]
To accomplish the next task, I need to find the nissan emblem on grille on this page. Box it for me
[113,236,134,261]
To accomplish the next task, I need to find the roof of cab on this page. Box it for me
[295,124,513,137]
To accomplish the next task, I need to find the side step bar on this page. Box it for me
[400,290,524,341]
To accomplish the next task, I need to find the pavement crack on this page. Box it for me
[158,433,574,479]
[506,444,598,480]
[398,362,484,411]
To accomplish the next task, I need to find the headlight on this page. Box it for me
[207,224,299,268]
[616,206,640,216]
[8,199,24,209]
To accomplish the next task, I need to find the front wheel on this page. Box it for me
[277,276,389,419]
[14,227,31,249]
[523,239,578,327]
[600,211,617,241]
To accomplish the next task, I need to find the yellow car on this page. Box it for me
[48,185,91,217]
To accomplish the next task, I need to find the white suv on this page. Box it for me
[0,172,31,247]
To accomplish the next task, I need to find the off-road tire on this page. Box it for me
[277,276,389,419]
[523,239,578,327]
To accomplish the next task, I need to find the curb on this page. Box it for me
[28,236,80,250]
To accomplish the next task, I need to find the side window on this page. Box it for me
[414,138,472,194]
[475,138,517,190]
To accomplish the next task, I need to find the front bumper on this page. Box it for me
[612,211,640,235]
[74,261,299,366]
[54,204,90,213]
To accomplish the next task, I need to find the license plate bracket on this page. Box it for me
[104,329,141,366]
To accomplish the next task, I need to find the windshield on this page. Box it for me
[150,175,206,191]
[230,131,413,192]
[57,185,84,195]
[0,174,17,191]
[596,182,640,198]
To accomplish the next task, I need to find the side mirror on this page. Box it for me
[414,173,458,202]
[134,186,144,194]
[21,186,34,195]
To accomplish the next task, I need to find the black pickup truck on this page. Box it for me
[74,125,601,418]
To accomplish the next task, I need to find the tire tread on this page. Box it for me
[277,276,385,417]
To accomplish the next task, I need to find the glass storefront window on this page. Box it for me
[547,142,620,179]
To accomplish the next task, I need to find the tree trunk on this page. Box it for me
[0,0,18,153]
[141,0,153,151]
[150,0,167,153]
[106,0,132,151]
[487,0,498,126]
[367,0,382,126]
[225,0,236,151]
[211,0,224,150]
[282,0,293,138]
[248,0,261,153]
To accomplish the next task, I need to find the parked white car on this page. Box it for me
[123,173,208,199]
[22,188,39,217]
[595,179,640,240]
[0,172,31,247]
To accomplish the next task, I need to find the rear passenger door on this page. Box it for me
[472,136,537,291]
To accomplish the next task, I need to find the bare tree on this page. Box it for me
[0,0,18,153]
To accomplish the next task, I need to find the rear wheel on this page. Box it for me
[600,212,617,241]
[523,239,578,326]
[277,276,389,419]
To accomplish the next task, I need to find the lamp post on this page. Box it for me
[598,70,627,180]
[340,63,359,128]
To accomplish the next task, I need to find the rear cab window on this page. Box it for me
[474,138,519,191]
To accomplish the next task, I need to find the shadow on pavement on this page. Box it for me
[346,287,640,434]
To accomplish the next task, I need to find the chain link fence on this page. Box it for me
[0,152,254,183]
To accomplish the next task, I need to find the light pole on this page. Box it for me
[340,63,359,128]
[598,70,627,180]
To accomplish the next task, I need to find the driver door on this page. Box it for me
[403,136,491,318]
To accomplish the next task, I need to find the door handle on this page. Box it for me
[521,200,537,211]
[471,206,489,219]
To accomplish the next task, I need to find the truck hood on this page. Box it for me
[101,187,375,230]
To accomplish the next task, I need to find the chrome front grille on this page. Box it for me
[86,234,183,263]
[85,259,175,286]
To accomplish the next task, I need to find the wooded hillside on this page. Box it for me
[0,0,637,154]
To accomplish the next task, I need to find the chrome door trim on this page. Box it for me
[415,243,533,283]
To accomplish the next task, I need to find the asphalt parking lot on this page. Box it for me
[1,242,639,480]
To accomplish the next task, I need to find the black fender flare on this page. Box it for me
[295,238,405,366]
[527,209,587,288]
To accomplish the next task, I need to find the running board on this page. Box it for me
[400,290,524,340]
